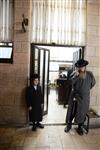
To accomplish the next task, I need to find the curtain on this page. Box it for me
[0,0,13,42]
[31,0,86,46]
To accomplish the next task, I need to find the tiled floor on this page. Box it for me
[43,89,67,124]
[0,89,100,150]
[0,126,100,150]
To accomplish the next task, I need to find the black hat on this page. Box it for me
[30,74,39,80]
[75,59,89,68]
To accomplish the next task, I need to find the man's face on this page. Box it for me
[33,78,39,86]
[78,66,86,72]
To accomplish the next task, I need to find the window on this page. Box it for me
[0,42,13,63]
[0,0,14,42]
[0,0,14,63]
[31,0,86,46]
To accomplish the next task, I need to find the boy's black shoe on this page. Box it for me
[36,122,44,129]
[32,125,37,131]
[64,124,72,133]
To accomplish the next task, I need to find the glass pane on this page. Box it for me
[44,51,49,112]
[35,48,38,60]
[0,47,12,58]
[34,48,39,73]
[40,50,44,88]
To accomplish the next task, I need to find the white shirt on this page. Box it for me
[34,85,37,90]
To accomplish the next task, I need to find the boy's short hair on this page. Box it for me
[30,74,39,80]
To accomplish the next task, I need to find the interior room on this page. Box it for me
[0,0,100,150]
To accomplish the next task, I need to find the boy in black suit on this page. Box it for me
[27,74,44,131]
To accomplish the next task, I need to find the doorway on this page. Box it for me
[31,44,84,124]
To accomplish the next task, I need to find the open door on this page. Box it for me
[31,45,50,115]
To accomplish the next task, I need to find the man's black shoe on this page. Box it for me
[64,124,72,133]
[77,126,84,136]
[36,123,44,129]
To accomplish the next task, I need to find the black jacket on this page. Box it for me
[26,85,43,122]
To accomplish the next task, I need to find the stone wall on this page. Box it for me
[86,0,100,115]
[0,0,31,125]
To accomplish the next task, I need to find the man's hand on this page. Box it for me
[29,106,32,111]
[75,71,79,76]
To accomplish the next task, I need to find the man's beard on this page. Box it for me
[78,71,86,79]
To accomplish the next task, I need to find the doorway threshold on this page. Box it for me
[29,122,66,126]
[44,123,66,126]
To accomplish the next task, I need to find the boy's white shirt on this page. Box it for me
[34,85,37,90]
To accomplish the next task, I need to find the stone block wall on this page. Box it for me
[0,0,32,125]
[86,0,100,115]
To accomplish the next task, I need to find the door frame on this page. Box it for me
[30,43,85,115]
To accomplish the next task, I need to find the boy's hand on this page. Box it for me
[29,106,32,111]
[41,104,44,108]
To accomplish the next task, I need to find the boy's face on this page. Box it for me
[33,78,39,86]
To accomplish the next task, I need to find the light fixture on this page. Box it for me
[22,14,28,32]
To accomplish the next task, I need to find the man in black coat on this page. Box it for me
[64,59,96,135]
[26,74,44,131]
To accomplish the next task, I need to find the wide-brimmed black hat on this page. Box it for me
[30,74,39,80]
[75,59,89,68]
